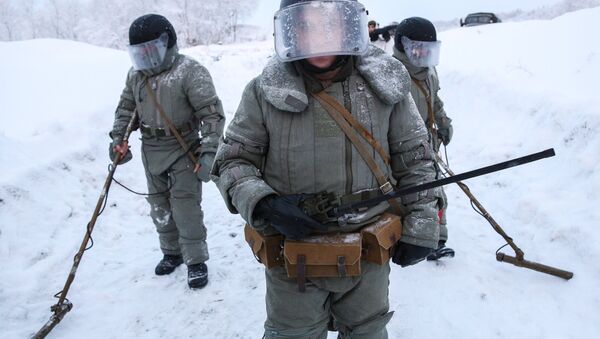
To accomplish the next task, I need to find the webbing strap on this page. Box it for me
[311,91,402,214]
[411,77,437,136]
[314,92,390,165]
[297,255,306,293]
[337,256,347,278]
[145,78,198,164]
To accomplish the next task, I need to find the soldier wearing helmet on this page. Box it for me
[213,2,441,337]
[110,14,225,289]
[394,17,455,261]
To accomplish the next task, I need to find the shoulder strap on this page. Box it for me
[145,78,198,164]
[313,92,391,165]
[410,77,437,134]
[311,91,402,214]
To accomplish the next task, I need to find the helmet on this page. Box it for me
[394,17,436,53]
[127,14,176,71]
[274,0,369,62]
[129,14,177,48]
[279,0,360,9]
[394,17,441,67]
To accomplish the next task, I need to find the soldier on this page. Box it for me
[393,17,455,261]
[369,20,395,53]
[109,14,225,289]
[212,0,441,337]
[368,20,377,34]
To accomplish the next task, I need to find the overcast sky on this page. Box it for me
[244,0,567,28]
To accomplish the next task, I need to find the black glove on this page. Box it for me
[253,194,327,240]
[108,140,132,165]
[369,31,379,42]
[392,242,433,267]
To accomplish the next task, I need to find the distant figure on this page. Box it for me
[394,17,455,261]
[368,20,378,34]
[369,21,395,53]
[109,14,225,289]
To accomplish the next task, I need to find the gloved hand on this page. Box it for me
[253,194,327,240]
[109,139,132,165]
[196,152,215,183]
[437,125,453,146]
[392,242,433,267]
[369,31,379,42]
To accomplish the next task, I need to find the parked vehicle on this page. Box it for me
[460,12,502,27]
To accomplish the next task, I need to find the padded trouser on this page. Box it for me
[144,155,208,265]
[264,261,393,339]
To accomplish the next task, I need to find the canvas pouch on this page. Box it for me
[244,224,284,269]
[360,213,403,265]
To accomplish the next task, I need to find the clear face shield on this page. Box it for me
[127,32,169,71]
[274,0,370,62]
[401,36,441,67]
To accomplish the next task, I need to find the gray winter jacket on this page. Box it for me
[212,46,440,248]
[111,46,225,174]
[393,47,452,148]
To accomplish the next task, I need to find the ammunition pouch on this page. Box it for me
[284,233,362,278]
[244,225,284,269]
[243,213,402,290]
[360,213,403,265]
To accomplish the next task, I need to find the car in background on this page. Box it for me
[460,12,502,27]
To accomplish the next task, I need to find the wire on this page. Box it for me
[443,144,450,167]
[496,243,509,255]
[108,164,172,196]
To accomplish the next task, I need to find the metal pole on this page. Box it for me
[33,112,138,338]
[434,153,573,280]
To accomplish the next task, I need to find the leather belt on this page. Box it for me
[140,121,196,138]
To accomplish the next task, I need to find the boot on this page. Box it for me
[427,241,455,261]
[187,262,208,289]
[154,254,183,275]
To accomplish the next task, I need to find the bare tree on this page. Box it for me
[0,0,17,40]
[1,0,261,47]
[19,0,40,39]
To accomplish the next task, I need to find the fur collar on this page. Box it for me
[258,45,409,113]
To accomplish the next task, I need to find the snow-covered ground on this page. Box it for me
[1,7,599,339]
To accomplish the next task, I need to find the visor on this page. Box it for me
[127,32,169,70]
[274,0,369,62]
[401,36,441,67]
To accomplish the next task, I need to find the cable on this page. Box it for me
[108,163,172,197]
[443,144,450,167]
[496,243,509,255]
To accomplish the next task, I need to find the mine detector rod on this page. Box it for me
[432,152,574,281]
[333,148,573,280]
[33,112,139,339]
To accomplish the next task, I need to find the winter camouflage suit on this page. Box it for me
[394,47,453,242]
[110,46,225,266]
[212,46,441,338]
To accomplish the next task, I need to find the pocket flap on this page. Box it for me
[244,224,265,255]
[361,213,402,250]
[284,233,362,265]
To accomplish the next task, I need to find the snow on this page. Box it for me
[1,7,599,339]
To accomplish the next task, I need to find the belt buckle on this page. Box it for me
[379,182,393,195]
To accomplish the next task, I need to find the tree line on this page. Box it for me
[0,0,259,49]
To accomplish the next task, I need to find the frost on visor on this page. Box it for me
[127,32,169,70]
[401,36,441,67]
[274,0,369,62]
